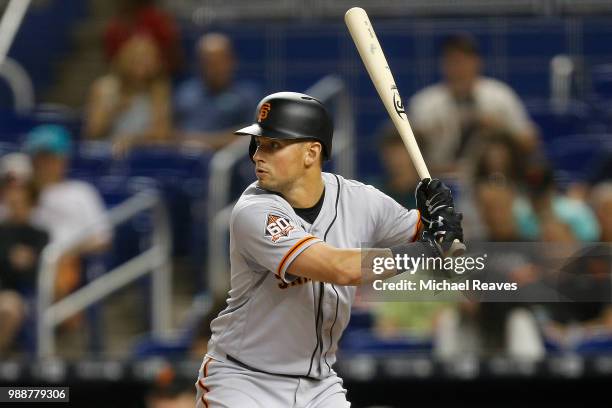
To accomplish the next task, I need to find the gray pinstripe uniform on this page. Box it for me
[196,172,419,407]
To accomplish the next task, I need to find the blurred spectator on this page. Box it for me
[542,243,612,350]
[475,181,520,241]
[85,33,172,156]
[534,184,612,351]
[104,0,181,74]
[369,125,450,339]
[435,182,545,361]
[409,34,538,173]
[24,125,111,300]
[513,163,600,242]
[458,132,525,239]
[370,123,420,209]
[145,365,194,408]
[471,130,525,186]
[174,33,261,150]
[590,182,612,243]
[0,164,48,356]
[0,153,32,221]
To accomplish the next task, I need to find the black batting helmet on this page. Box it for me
[235,92,333,161]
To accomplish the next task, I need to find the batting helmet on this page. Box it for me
[235,92,333,161]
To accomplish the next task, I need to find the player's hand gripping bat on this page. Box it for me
[345,7,465,256]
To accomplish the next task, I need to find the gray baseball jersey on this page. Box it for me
[207,172,420,379]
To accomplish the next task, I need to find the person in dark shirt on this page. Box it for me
[0,179,48,356]
[371,123,421,209]
[174,33,260,150]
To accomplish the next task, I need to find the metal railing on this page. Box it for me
[206,75,355,299]
[0,0,34,112]
[0,0,30,67]
[550,55,574,113]
[36,191,173,358]
[0,57,34,112]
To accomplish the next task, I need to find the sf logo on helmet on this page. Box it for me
[258,103,271,122]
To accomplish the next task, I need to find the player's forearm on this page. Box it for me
[290,241,436,286]
[330,247,394,286]
[338,240,444,285]
[289,243,391,286]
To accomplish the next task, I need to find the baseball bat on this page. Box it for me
[345,7,465,256]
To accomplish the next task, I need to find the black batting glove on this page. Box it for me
[415,178,464,256]
[415,178,454,223]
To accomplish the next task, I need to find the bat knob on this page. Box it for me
[448,239,466,257]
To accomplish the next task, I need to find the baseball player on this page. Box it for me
[195,92,463,407]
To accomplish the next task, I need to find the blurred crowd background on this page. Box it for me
[0,0,611,406]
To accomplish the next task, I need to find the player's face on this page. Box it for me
[252,136,307,192]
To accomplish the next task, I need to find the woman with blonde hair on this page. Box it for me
[85,33,171,155]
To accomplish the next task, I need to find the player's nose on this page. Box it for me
[252,145,265,162]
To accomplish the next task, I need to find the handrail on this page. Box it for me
[0,0,34,112]
[550,55,574,113]
[307,75,355,179]
[37,191,173,358]
[0,0,31,67]
[0,57,34,112]
[206,75,355,299]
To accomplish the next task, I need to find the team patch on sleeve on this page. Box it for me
[264,213,296,242]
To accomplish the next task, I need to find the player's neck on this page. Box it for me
[281,171,325,209]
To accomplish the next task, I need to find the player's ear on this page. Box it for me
[304,141,322,167]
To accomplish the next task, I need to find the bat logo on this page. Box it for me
[392,88,406,120]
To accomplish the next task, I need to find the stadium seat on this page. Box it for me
[340,328,433,355]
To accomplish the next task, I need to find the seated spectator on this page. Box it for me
[0,166,48,356]
[471,130,525,186]
[0,153,32,221]
[145,364,194,408]
[435,182,545,361]
[104,0,181,74]
[590,182,612,243]
[24,125,111,300]
[174,33,261,150]
[513,163,600,242]
[85,33,171,156]
[369,123,420,209]
[536,183,612,350]
[456,132,524,240]
[409,34,538,174]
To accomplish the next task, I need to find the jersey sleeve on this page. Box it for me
[231,202,323,283]
[370,187,421,247]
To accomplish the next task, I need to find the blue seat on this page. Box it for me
[0,108,81,143]
[591,64,612,101]
[125,147,213,257]
[344,309,375,332]
[131,294,212,358]
[340,328,432,355]
[526,99,593,145]
[547,133,611,183]
[574,334,612,354]
[69,141,115,179]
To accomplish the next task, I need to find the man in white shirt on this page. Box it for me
[409,34,538,173]
[24,125,111,299]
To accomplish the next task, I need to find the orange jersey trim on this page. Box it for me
[196,357,213,407]
[276,236,318,276]
[411,210,422,242]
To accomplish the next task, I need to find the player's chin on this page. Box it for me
[258,179,282,193]
[256,175,273,189]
